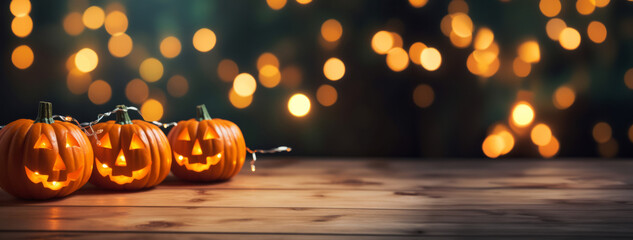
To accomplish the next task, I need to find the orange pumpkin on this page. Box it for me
[167,104,246,181]
[0,102,93,199]
[89,105,171,190]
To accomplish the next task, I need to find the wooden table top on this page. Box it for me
[1,158,632,239]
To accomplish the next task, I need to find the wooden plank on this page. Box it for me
[0,232,428,240]
[159,158,633,190]
[7,232,601,240]
[2,187,633,210]
[0,207,631,236]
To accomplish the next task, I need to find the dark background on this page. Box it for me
[3,0,633,158]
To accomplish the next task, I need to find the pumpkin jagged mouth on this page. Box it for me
[95,158,151,185]
[174,152,222,172]
[24,165,84,191]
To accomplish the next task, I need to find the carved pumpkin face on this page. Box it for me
[93,131,151,185]
[24,133,86,190]
[88,105,171,190]
[171,123,224,172]
[0,102,93,199]
[167,104,246,182]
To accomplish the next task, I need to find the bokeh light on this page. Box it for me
[66,53,76,71]
[11,45,34,70]
[451,13,473,38]
[257,52,280,70]
[218,59,239,82]
[511,102,534,127]
[386,47,409,72]
[259,65,282,88]
[413,84,434,108]
[296,0,312,4]
[553,85,576,109]
[629,124,633,144]
[625,68,633,90]
[66,69,92,95]
[316,84,338,107]
[192,28,217,52]
[75,48,98,73]
[518,40,540,63]
[139,58,164,82]
[559,27,581,50]
[592,122,612,144]
[539,0,561,17]
[490,124,515,155]
[408,42,426,65]
[538,136,559,158]
[390,32,403,49]
[595,0,610,7]
[371,31,394,55]
[576,0,596,15]
[598,138,618,158]
[10,0,31,17]
[531,123,553,146]
[108,33,133,58]
[125,79,149,104]
[63,12,84,36]
[288,93,311,117]
[281,66,303,88]
[448,0,469,14]
[409,0,428,8]
[88,80,112,105]
[104,10,128,35]
[482,134,504,158]
[321,19,343,42]
[420,47,442,71]
[229,88,253,109]
[82,6,105,30]
[233,73,257,97]
[167,75,188,98]
[587,21,607,44]
[140,99,164,121]
[449,31,472,48]
[474,27,494,50]
[267,0,287,10]
[11,15,33,38]
[546,18,566,41]
[513,57,531,78]
[160,36,182,59]
[323,57,345,81]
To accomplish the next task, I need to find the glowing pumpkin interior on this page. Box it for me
[25,133,84,190]
[173,127,223,172]
[94,132,151,185]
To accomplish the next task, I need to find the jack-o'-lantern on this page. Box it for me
[0,101,93,199]
[167,104,246,181]
[89,105,171,190]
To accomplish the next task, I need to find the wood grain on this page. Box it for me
[0,158,632,237]
[0,207,631,236]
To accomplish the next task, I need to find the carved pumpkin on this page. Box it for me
[89,105,171,190]
[0,102,93,199]
[167,104,246,181]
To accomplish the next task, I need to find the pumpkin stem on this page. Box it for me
[196,104,212,121]
[34,101,54,124]
[115,105,133,125]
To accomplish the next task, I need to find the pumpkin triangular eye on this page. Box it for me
[178,129,191,141]
[34,134,53,149]
[129,133,145,150]
[66,133,80,148]
[203,129,218,140]
[98,133,112,149]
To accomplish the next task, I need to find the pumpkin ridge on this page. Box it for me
[0,120,32,198]
[226,119,246,178]
[217,120,237,180]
